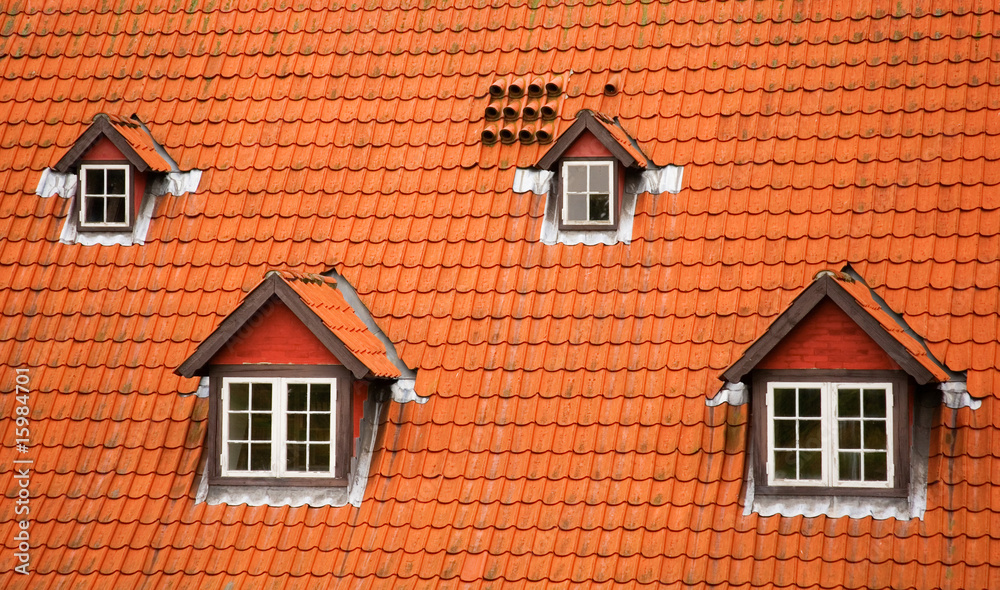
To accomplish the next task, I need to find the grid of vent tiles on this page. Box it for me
[1,0,1000,588]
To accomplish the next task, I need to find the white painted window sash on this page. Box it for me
[766,381,894,489]
[561,160,615,226]
[221,377,338,478]
[79,164,131,227]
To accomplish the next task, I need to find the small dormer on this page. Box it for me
[512,109,683,246]
[53,113,172,233]
[536,110,648,231]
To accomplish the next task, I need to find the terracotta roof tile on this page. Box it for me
[3,0,1000,587]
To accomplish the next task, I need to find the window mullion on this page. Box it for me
[274,377,285,477]
[825,382,835,486]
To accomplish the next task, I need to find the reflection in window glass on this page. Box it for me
[562,161,614,225]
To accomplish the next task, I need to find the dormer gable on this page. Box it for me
[177,271,402,380]
[721,269,948,385]
[54,113,172,175]
[536,109,648,171]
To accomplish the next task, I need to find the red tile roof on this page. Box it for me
[1,0,998,588]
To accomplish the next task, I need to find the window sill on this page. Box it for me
[201,483,352,508]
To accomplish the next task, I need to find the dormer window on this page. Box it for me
[80,164,131,228]
[717,269,954,506]
[561,160,615,227]
[221,375,347,479]
[759,372,904,491]
[177,271,403,489]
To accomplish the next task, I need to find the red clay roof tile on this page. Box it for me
[3,0,1000,587]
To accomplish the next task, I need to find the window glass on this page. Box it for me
[80,165,129,226]
[222,378,338,477]
[561,161,614,225]
[768,382,893,488]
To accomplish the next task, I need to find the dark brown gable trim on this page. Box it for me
[722,275,937,385]
[54,114,152,173]
[536,110,641,170]
[176,274,371,379]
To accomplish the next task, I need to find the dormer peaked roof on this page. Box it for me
[54,113,173,173]
[536,109,649,170]
[722,269,950,385]
[177,271,402,380]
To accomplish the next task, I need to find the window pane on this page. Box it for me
[288,383,308,411]
[106,197,126,223]
[310,384,331,411]
[228,443,248,470]
[839,452,861,481]
[863,388,887,417]
[773,419,796,448]
[773,388,796,417]
[106,169,126,194]
[230,383,249,410]
[309,444,330,472]
[85,197,104,223]
[252,383,271,410]
[863,421,887,449]
[311,414,331,442]
[838,388,861,417]
[566,193,588,221]
[250,443,271,471]
[589,193,610,221]
[566,165,587,192]
[839,421,861,449]
[287,414,307,442]
[86,170,104,195]
[798,451,822,480]
[799,420,822,448]
[864,452,888,481]
[286,443,307,471]
[798,388,821,417]
[250,414,271,440]
[774,451,797,479]
[589,164,609,191]
[228,413,248,440]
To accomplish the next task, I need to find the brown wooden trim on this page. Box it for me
[723,275,937,385]
[207,364,353,484]
[723,278,829,382]
[537,110,641,170]
[824,284,936,384]
[55,115,151,173]
[751,369,910,498]
[75,161,137,232]
[176,279,277,377]
[555,157,621,232]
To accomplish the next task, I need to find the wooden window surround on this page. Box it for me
[207,365,352,487]
[752,369,910,498]
[78,163,133,231]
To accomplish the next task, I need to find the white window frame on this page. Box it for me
[79,164,131,228]
[220,377,339,478]
[560,160,615,226]
[765,381,895,489]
